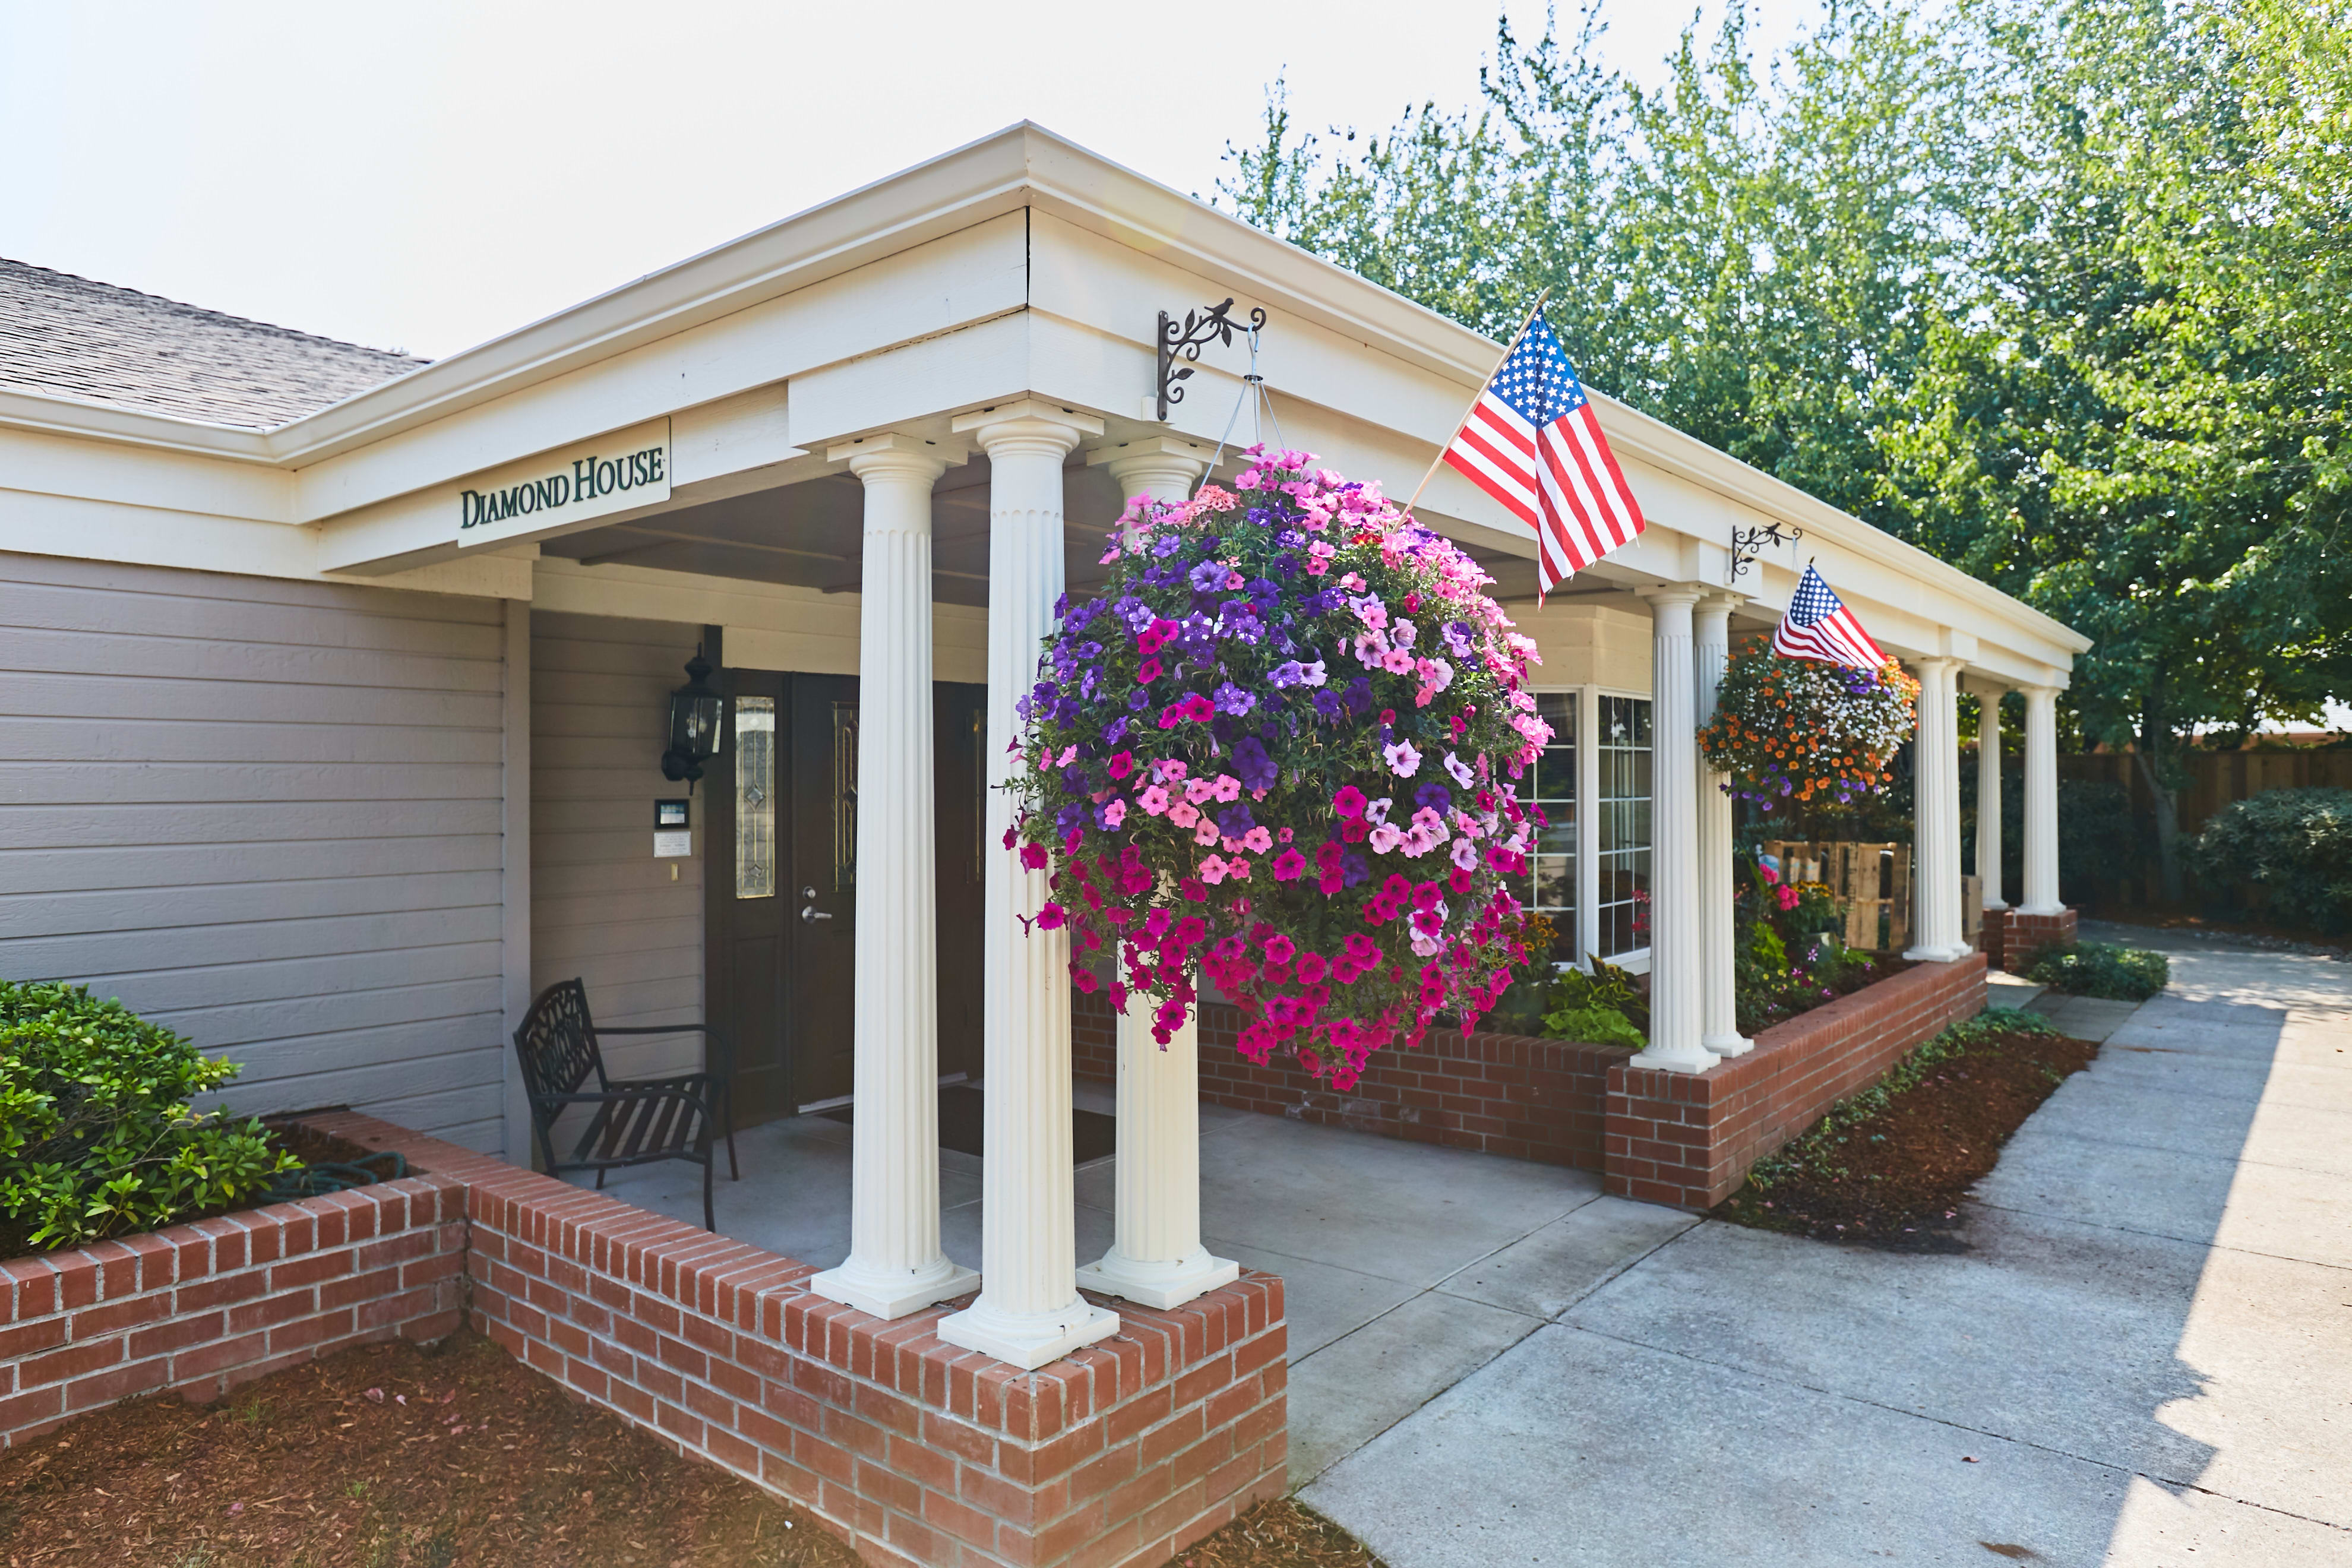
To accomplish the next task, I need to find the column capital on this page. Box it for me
[1962,674,2010,700]
[2018,681,2061,701]
[951,397,1105,457]
[1696,587,1750,616]
[1635,581,1711,610]
[1085,435,1213,471]
[1909,655,1965,679]
[829,431,958,480]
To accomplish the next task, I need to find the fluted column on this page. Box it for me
[1974,684,2008,912]
[1075,440,1239,1310]
[808,437,979,1320]
[1694,592,1752,1057]
[1632,586,1714,1073]
[2021,684,2063,915]
[1905,657,1970,962]
[938,399,1120,1370]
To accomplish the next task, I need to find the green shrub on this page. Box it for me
[1540,1002,1648,1048]
[0,981,293,1253]
[2187,787,2352,934]
[2023,941,2170,1001]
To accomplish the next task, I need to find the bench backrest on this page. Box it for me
[513,979,606,1107]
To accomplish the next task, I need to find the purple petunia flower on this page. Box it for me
[1213,682,1257,717]
[1188,559,1229,593]
[1231,735,1278,792]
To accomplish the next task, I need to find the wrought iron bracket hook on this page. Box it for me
[1156,298,1267,421]
[1728,520,1804,583]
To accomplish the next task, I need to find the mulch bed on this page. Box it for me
[1164,1499,1384,1567]
[0,1332,857,1568]
[1712,1024,2101,1250]
[0,1326,1387,1568]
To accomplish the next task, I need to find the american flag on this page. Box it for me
[1439,314,1644,596]
[1774,564,1889,670]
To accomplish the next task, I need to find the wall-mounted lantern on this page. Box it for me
[660,647,724,786]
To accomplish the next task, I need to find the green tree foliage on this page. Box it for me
[1221,0,2351,897]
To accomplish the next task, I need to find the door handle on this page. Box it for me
[800,905,834,923]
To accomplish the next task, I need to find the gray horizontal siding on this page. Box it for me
[530,612,709,1107]
[0,551,513,1150]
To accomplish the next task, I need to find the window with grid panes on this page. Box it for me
[1595,694,1652,958]
[1512,691,1576,962]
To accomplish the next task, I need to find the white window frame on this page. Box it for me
[1526,684,1654,977]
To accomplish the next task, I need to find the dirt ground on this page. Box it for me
[1712,1025,2102,1248]
[0,1331,1382,1568]
[0,1332,856,1568]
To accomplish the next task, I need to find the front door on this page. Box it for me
[704,672,985,1124]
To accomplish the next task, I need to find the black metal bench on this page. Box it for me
[512,979,740,1231]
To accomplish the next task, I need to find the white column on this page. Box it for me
[1630,586,1714,1073]
[2021,684,2063,915]
[1075,441,1238,1310]
[1693,592,1751,1057]
[1974,684,2008,912]
[808,437,979,1320]
[1905,657,1970,962]
[939,399,1121,1370]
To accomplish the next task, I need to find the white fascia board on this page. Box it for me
[0,425,294,523]
[0,485,530,598]
[296,214,1026,524]
[0,388,278,463]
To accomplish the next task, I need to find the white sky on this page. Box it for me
[0,0,1822,359]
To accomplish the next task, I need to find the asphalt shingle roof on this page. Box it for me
[0,258,427,429]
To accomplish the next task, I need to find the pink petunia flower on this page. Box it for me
[1139,785,1171,815]
[1108,751,1135,779]
[1211,774,1243,802]
[1384,740,1422,777]
[1104,799,1127,828]
[1194,819,1221,846]
[1272,848,1308,881]
[1241,826,1273,853]
[1368,824,1404,855]
[1199,856,1229,885]
[1168,802,1200,829]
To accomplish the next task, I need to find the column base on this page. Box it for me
[938,1295,1120,1370]
[2002,907,2078,972]
[1903,943,1974,963]
[1076,1248,1240,1311]
[1629,1044,1717,1075]
[807,1257,980,1322]
[1701,1032,1754,1058]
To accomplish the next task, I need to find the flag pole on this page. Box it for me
[1402,286,1552,516]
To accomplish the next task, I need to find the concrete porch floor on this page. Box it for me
[591,1077,1667,1487]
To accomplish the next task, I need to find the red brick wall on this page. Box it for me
[1605,954,1989,1208]
[1,1163,467,1451]
[1079,956,1989,1213]
[1076,991,1624,1170]
[312,1114,1287,1568]
[1994,909,2080,973]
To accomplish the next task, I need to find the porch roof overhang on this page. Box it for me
[0,122,2089,689]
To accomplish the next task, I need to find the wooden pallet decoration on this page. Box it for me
[1760,839,1914,953]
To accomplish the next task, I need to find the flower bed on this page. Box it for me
[1073,951,1990,1210]
[0,1121,466,1452]
[1011,450,1549,1089]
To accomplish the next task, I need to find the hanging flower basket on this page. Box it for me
[1007,448,1550,1090]
[1697,641,1919,810]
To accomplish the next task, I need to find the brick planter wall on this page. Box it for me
[309,1114,1286,1568]
[1075,992,1622,1170]
[1606,953,1989,1208]
[1991,908,2080,973]
[1077,955,1990,1212]
[1,1155,467,1452]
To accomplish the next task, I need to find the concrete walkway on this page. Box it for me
[1303,927,2352,1567]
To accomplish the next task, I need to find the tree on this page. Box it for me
[1219,0,2352,901]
